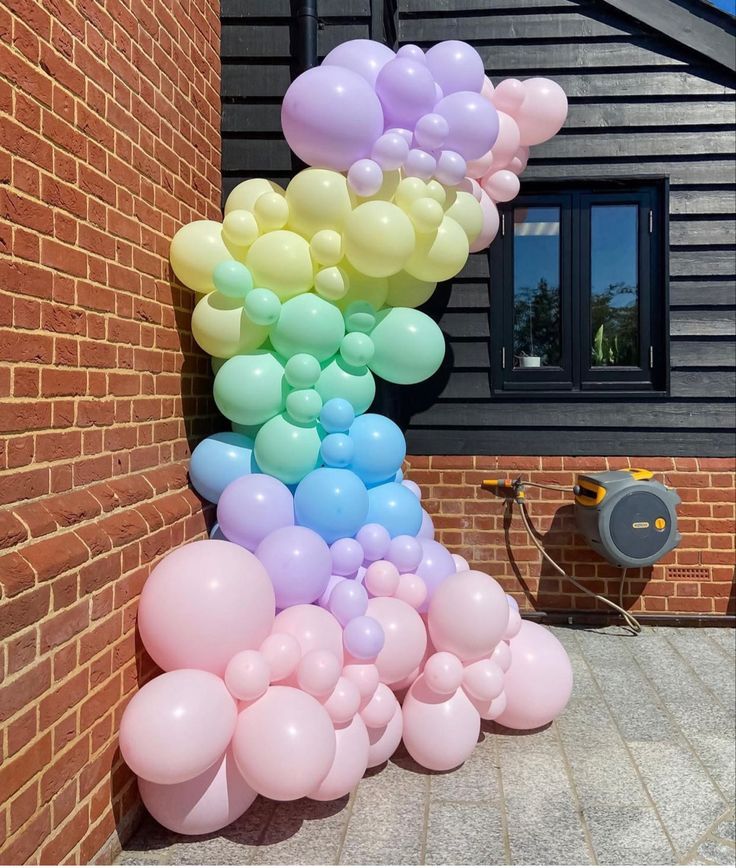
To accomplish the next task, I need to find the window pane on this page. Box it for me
[591,204,639,367]
[513,207,561,368]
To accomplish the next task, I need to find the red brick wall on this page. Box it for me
[406,456,735,617]
[0,1,221,863]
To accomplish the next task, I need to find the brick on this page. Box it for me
[21,532,89,583]
[0,657,51,723]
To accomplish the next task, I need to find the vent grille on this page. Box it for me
[666,567,711,581]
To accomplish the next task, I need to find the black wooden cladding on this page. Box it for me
[220,0,736,457]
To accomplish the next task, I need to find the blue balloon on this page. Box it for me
[320,433,355,468]
[348,413,406,484]
[294,467,369,544]
[366,481,422,538]
[209,522,228,541]
[189,432,257,503]
[319,397,355,434]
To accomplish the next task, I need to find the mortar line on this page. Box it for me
[492,729,513,866]
[334,781,358,865]
[663,629,735,712]
[418,772,431,864]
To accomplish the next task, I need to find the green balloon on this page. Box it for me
[343,301,376,335]
[271,293,345,362]
[211,356,226,375]
[254,413,323,485]
[368,307,445,385]
[245,287,281,326]
[286,388,323,424]
[284,353,321,389]
[213,350,287,425]
[316,356,376,415]
[213,261,254,298]
[340,332,374,367]
[231,421,261,442]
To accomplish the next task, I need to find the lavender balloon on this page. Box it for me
[331,537,365,576]
[347,159,384,197]
[323,39,395,87]
[402,479,422,499]
[418,509,435,540]
[343,615,385,659]
[255,526,331,608]
[329,580,369,626]
[375,57,436,129]
[415,538,456,612]
[425,40,485,95]
[371,132,410,170]
[404,148,436,181]
[217,474,294,551]
[435,150,467,186]
[387,535,423,573]
[355,523,391,562]
[435,91,499,161]
[397,44,425,63]
[414,113,449,151]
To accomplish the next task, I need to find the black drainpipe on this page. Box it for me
[296,0,319,74]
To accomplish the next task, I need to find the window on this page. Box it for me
[490,181,668,395]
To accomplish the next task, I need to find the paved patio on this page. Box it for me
[117,626,735,866]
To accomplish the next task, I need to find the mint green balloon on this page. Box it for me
[245,287,281,326]
[284,353,321,389]
[213,261,254,298]
[286,388,323,424]
[368,307,445,385]
[212,356,226,375]
[231,421,262,441]
[340,332,374,367]
[316,357,376,415]
[214,351,286,426]
[254,414,323,485]
[271,293,345,362]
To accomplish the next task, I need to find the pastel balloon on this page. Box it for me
[344,201,415,278]
[347,413,406,485]
[446,192,484,244]
[191,291,268,359]
[322,676,362,725]
[473,690,508,722]
[356,522,391,561]
[214,351,286,427]
[217,474,292,552]
[138,750,255,837]
[348,158,384,197]
[425,40,485,96]
[504,607,522,640]
[213,260,253,298]
[282,66,384,171]
[260,632,301,682]
[294,467,369,544]
[273,603,345,663]
[366,596,427,686]
[170,220,233,293]
[371,132,410,171]
[232,686,336,801]
[320,397,356,434]
[386,535,423,573]
[465,148,494,180]
[272,293,345,362]
[253,191,289,231]
[385,270,436,308]
[435,91,499,160]
[329,579,369,626]
[222,209,259,248]
[253,414,322,485]
[414,113,449,150]
[120,669,237,785]
[343,663,380,701]
[428,570,510,662]
[366,703,403,767]
[331,537,365,576]
[424,651,464,695]
[308,715,369,801]
[494,621,573,730]
[369,307,446,385]
[246,230,314,301]
[256,525,332,608]
[314,266,349,301]
[310,228,343,266]
[415,539,457,612]
[225,178,286,215]
[435,149,467,186]
[492,641,512,673]
[469,191,500,253]
[340,332,374,367]
[286,168,355,238]
[401,676,480,771]
[395,175,428,210]
[189,432,256,504]
[297,649,342,697]
[366,481,423,538]
[403,148,436,181]
[403,215,469,283]
[489,111,521,171]
[394,572,427,609]
[343,614,385,660]
[482,169,520,203]
[481,75,495,101]
[492,78,526,114]
[138,540,275,676]
[359,682,397,729]
[285,353,322,389]
[514,77,568,146]
[418,508,435,540]
[244,287,281,326]
[452,553,470,572]
[462,658,504,703]
[316,357,376,415]
[376,57,436,129]
[334,261,389,312]
[323,38,395,87]
[408,197,444,234]
[286,388,323,424]
[364,560,401,597]
[224,650,271,702]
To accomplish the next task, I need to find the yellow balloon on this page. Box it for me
[191,291,269,358]
[286,168,355,238]
[314,265,349,301]
[409,197,444,234]
[395,177,427,212]
[386,271,437,308]
[254,192,289,231]
[334,260,389,312]
[222,210,259,248]
[344,201,415,279]
[170,220,233,293]
[310,229,343,266]
[446,192,484,244]
[404,216,469,283]
[225,179,285,215]
[246,230,314,300]
[425,180,447,206]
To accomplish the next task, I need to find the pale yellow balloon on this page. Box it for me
[246,230,314,300]
[170,220,233,293]
[314,265,349,301]
[344,201,415,279]
[225,179,285,215]
[254,192,289,231]
[222,210,259,248]
[286,168,355,238]
[446,192,484,244]
[409,197,444,234]
[386,271,437,308]
[334,260,389,312]
[425,180,447,206]
[310,229,343,266]
[191,291,269,358]
[404,216,469,283]
[395,177,428,212]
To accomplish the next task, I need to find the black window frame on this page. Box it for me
[489,178,669,398]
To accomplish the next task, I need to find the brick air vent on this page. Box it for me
[666,567,711,581]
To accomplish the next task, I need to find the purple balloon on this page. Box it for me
[414,113,449,150]
[388,127,414,146]
[319,574,343,608]
[402,479,422,499]
[282,66,384,171]
[255,526,331,608]
[331,537,365,576]
[425,40,485,96]
[404,148,436,181]
[415,538,455,612]
[386,535,423,573]
[435,91,499,160]
[323,39,395,87]
[397,44,426,63]
[418,509,435,541]
[375,57,436,129]
[329,580,369,626]
[371,132,410,171]
[347,158,384,197]
[355,523,391,562]
[217,474,294,551]
[435,149,467,186]
[343,615,385,659]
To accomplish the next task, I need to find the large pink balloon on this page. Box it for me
[232,686,336,801]
[468,192,499,253]
[428,570,509,663]
[514,77,568,146]
[120,670,237,785]
[366,596,427,686]
[138,749,256,835]
[366,703,403,767]
[401,675,480,771]
[273,603,344,664]
[323,39,395,87]
[308,715,369,801]
[489,111,521,171]
[138,540,275,676]
[494,620,573,730]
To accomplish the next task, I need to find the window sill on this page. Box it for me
[490,388,668,401]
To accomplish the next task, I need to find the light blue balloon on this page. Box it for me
[209,522,229,541]
[319,397,355,434]
[366,481,422,538]
[320,433,354,468]
[189,432,257,503]
[294,467,369,544]
[348,413,406,484]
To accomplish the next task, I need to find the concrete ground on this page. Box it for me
[117,626,735,866]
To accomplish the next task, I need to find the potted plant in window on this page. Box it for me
[518,350,541,367]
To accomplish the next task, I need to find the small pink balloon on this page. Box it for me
[489,111,521,171]
[491,640,512,673]
[366,703,403,767]
[364,560,401,597]
[482,169,520,203]
[297,649,342,697]
[343,662,380,700]
[424,651,464,695]
[359,682,398,729]
[138,748,256,836]
[273,604,344,664]
[465,148,493,180]
[435,150,467,186]
[224,650,271,702]
[457,177,483,201]
[503,607,522,640]
[371,132,410,171]
[492,78,526,114]
[452,553,470,572]
[386,534,423,573]
[260,631,301,682]
[481,75,495,101]
[404,148,437,181]
[471,689,508,721]
[348,158,384,197]
[322,675,362,724]
[394,573,427,610]
[469,191,500,253]
[309,715,369,801]
[462,658,504,702]
[401,675,480,771]
[515,77,568,146]
[367,596,428,686]
[401,479,422,499]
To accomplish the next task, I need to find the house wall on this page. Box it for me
[0,1,221,862]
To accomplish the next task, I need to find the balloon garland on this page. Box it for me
[119,39,574,835]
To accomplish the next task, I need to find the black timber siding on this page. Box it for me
[221,0,736,457]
